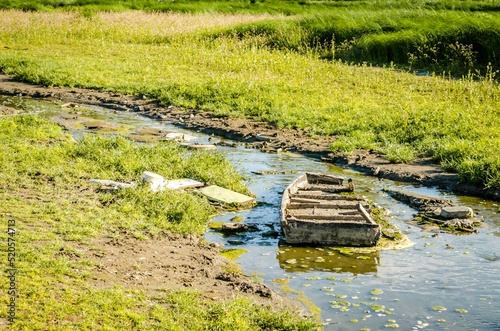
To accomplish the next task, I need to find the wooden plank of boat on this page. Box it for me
[287,201,370,209]
[287,214,366,221]
[287,208,364,217]
[290,196,354,202]
[289,197,323,204]
[357,203,374,223]
[287,205,368,219]
[305,173,345,185]
[293,190,323,196]
[301,184,353,193]
[291,193,364,201]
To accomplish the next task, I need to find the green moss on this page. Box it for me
[230,215,244,222]
[433,305,447,311]
[209,222,224,229]
[220,248,248,260]
[370,288,383,295]
[371,205,405,243]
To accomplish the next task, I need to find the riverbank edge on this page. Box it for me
[1,74,498,202]
[0,104,321,329]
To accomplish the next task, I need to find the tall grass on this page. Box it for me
[2,0,500,13]
[0,10,500,188]
[3,2,500,71]
[219,8,500,74]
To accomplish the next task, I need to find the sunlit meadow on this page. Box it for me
[0,10,499,189]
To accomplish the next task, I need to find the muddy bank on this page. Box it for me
[73,231,304,310]
[1,74,499,201]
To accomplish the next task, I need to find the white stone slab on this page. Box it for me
[165,179,204,190]
[199,185,255,205]
[141,171,167,192]
[163,132,196,142]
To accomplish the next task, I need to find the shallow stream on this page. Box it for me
[3,96,499,331]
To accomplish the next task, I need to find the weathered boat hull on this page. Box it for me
[282,217,381,246]
[281,173,381,246]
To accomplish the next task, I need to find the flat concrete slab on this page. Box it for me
[165,179,204,190]
[180,143,216,150]
[141,171,166,192]
[199,185,255,205]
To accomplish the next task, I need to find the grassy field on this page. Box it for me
[2,0,500,72]
[0,114,317,330]
[0,9,499,189]
[2,0,500,13]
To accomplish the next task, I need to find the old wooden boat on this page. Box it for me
[280,173,381,246]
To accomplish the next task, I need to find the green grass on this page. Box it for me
[2,0,500,14]
[0,114,253,239]
[2,0,500,72]
[2,0,500,70]
[0,8,499,190]
[0,114,318,330]
[216,7,500,74]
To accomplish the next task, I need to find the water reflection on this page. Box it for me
[276,244,379,274]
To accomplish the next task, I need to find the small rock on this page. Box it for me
[222,223,248,231]
[61,102,78,108]
[440,206,474,219]
[445,219,474,228]
[141,171,167,192]
[254,134,272,142]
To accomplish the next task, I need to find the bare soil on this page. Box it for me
[72,231,300,308]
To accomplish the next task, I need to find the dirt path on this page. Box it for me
[1,74,498,201]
